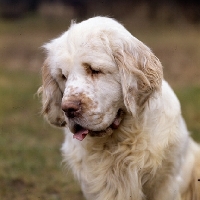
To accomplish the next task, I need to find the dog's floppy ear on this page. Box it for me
[111,35,163,115]
[38,60,66,127]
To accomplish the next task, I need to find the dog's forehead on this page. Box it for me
[63,37,117,73]
[45,18,123,74]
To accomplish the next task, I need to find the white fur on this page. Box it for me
[39,17,200,200]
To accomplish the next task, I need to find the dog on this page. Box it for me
[38,17,200,200]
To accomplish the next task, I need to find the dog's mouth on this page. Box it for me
[70,109,124,141]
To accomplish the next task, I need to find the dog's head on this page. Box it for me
[38,17,163,140]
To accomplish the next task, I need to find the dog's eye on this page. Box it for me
[83,63,102,76]
[58,68,67,81]
[61,74,67,80]
[91,68,101,75]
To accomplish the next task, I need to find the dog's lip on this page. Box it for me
[71,109,124,141]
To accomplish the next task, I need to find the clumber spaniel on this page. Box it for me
[39,17,200,200]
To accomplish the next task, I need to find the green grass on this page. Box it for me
[0,14,199,199]
[176,87,200,142]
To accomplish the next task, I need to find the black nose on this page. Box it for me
[61,100,81,118]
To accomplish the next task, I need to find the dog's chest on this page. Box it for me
[62,135,161,199]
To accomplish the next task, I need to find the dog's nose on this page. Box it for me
[61,100,81,118]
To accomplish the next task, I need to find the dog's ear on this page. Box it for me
[111,35,163,115]
[38,60,66,127]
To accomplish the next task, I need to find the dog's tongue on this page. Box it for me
[111,111,123,129]
[73,129,88,141]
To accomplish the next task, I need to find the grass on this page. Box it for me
[0,13,199,199]
[176,87,200,141]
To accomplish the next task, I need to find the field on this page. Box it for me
[0,14,200,199]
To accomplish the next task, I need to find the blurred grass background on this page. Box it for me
[0,1,200,199]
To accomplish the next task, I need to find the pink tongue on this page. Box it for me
[111,117,122,129]
[73,129,89,141]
